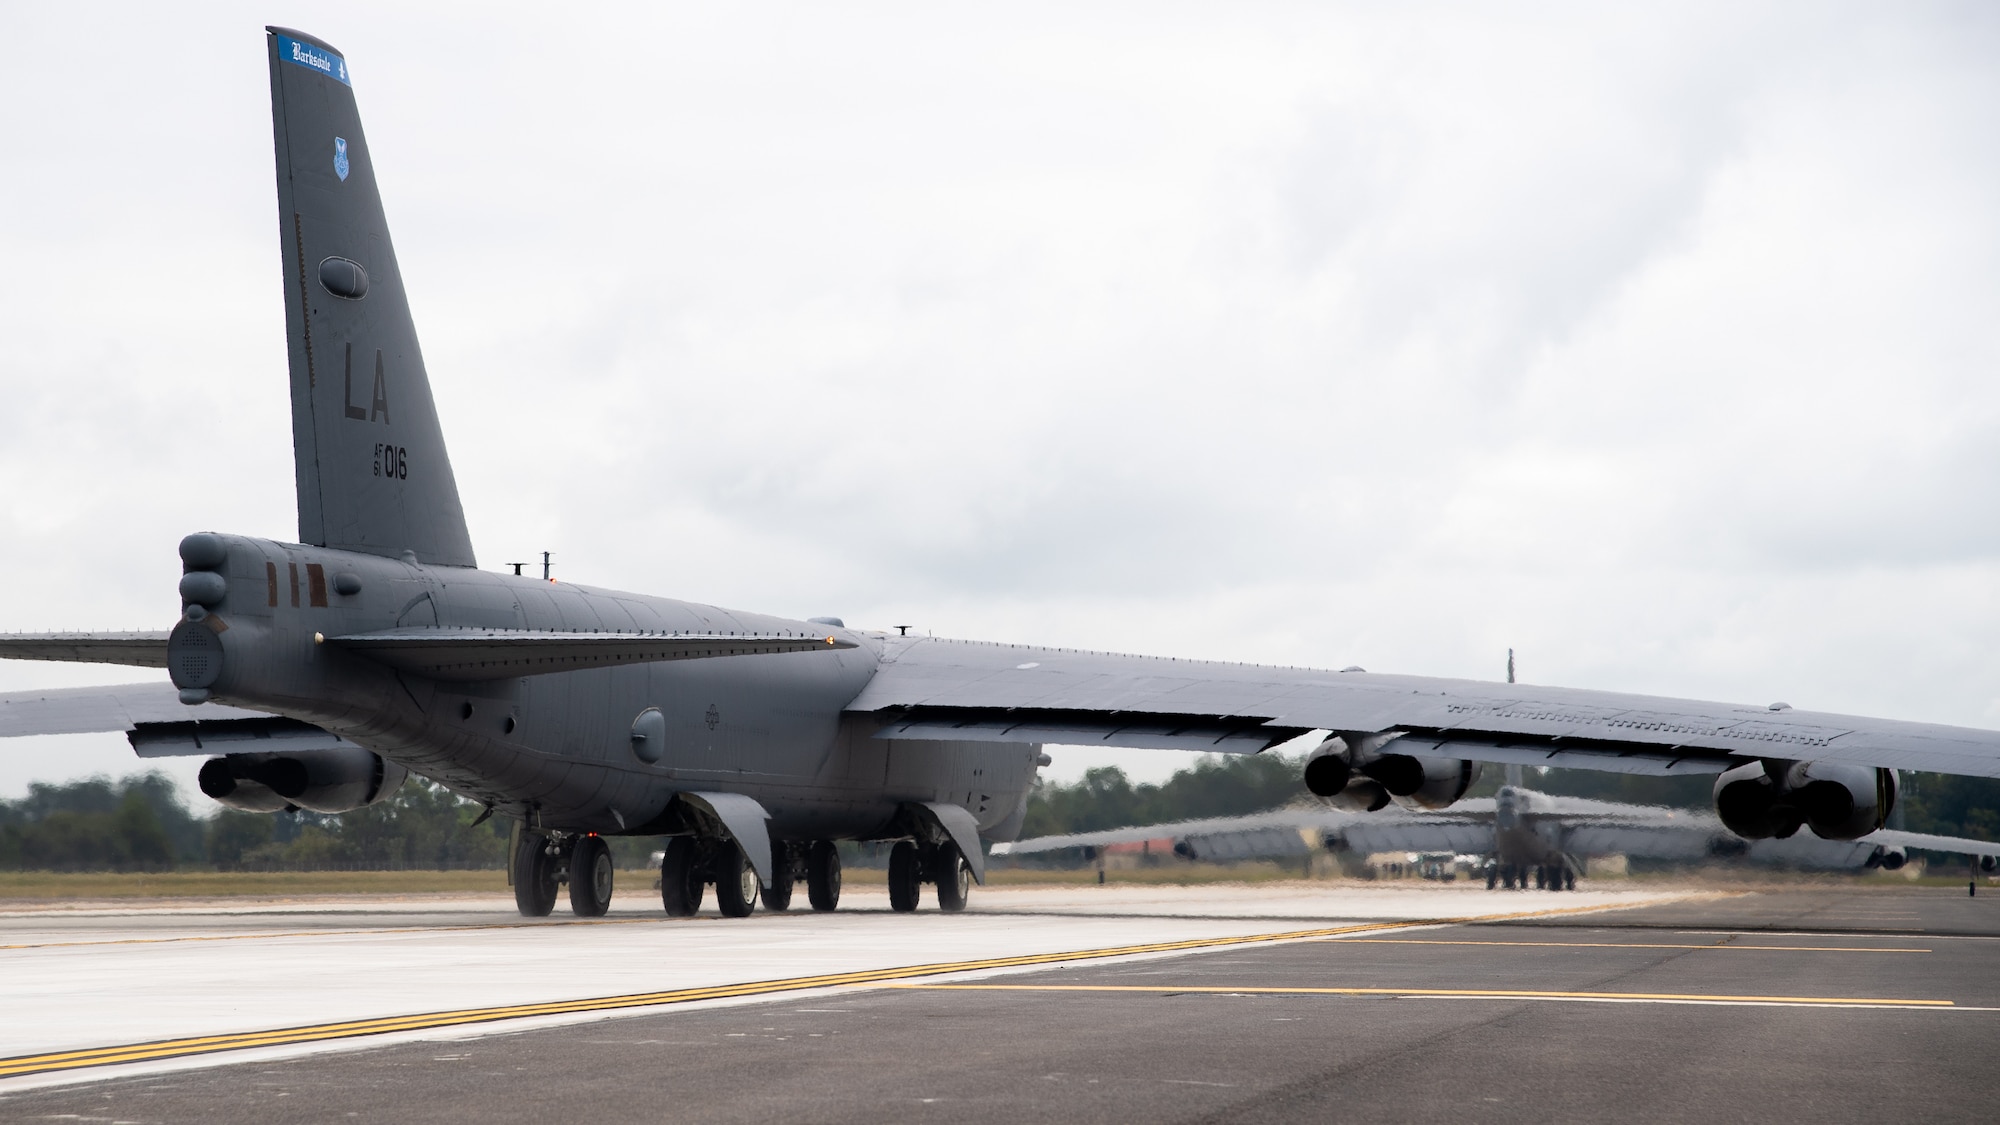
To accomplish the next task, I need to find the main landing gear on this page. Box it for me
[1488,863,1574,892]
[513,830,615,918]
[760,840,845,912]
[659,837,759,917]
[887,839,972,913]
[657,837,845,918]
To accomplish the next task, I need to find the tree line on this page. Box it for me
[0,773,513,872]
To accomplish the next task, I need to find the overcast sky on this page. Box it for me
[3,3,1999,805]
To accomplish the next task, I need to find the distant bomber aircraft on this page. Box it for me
[5,28,2000,920]
[995,781,2000,890]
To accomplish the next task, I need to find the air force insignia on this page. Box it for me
[334,137,350,182]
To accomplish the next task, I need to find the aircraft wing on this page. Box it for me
[0,632,170,668]
[0,682,261,737]
[997,806,1493,861]
[1865,828,2000,859]
[849,635,2000,779]
[327,628,855,681]
[1326,817,1491,856]
[994,809,1353,855]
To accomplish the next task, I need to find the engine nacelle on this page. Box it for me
[1301,735,1476,811]
[1302,737,1391,810]
[1713,760,1897,842]
[1370,754,1481,811]
[199,747,408,814]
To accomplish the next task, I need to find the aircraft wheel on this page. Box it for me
[567,835,614,917]
[1533,865,1546,890]
[1485,866,1498,890]
[660,837,704,917]
[888,840,923,913]
[764,845,795,911]
[763,876,794,911]
[1564,868,1577,891]
[715,845,759,918]
[806,840,842,911]
[934,842,971,913]
[1547,866,1565,892]
[512,830,559,917]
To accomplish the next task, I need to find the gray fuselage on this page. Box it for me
[174,533,1040,842]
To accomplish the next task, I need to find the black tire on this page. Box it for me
[806,840,842,912]
[1485,867,1498,890]
[1564,868,1576,891]
[512,831,559,917]
[888,840,922,913]
[568,835,614,917]
[660,837,704,917]
[764,843,795,911]
[1547,866,1565,892]
[933,842,971,912]
[715,844,759,918]
[1533,865,1547,890]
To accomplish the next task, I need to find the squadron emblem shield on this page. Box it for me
[333,137,350,181]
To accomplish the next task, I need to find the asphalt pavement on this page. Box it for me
[1,883,1993,1123]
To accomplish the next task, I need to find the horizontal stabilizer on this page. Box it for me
[0,682,260,738]
[328,628,856,682]
[129,716,361,758]
[0,632,170,669]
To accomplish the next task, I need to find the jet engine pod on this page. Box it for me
[197,747,408,814]
[198,756,291,813]
[1302,740,1351,797]
[1364,755,1481,811]
[1324,777,1391,812]
[1713,761,1795,839]
[1784,761,1897,841]
[1713,760,1896,842]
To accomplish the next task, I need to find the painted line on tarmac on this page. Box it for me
[1675,930,2000,942]
[882,983,1961,1009]
[0,899,1646,1080]
[0,915,672,952]
[1330,938,1929,954]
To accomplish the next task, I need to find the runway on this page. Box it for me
[0,881,1994,1122]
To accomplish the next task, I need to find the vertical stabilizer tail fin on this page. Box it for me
[267,28,476,567]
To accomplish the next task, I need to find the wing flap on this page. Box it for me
[877,707,1303,753]
[128,716,363,758]
[328,628,855,682]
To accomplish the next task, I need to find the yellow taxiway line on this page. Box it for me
[883,983,1957,1007]
[1329,938,1930,954]
[0,896,1729,1080]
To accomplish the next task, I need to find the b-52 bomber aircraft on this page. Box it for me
[995,777,2000,891]
[6,27,2000,922]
